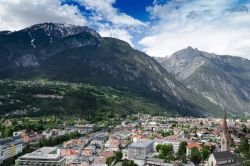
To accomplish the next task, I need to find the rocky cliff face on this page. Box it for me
[0,23,223,117]
[158,47,250,115]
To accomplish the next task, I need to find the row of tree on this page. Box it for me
[156,141,212,164]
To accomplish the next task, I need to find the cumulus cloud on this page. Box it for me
[76,0,146,27]
[1,0,249,58]
[0,0,86,31]
[75,0,146,45]
[139,0,250,58]
[0,0,145,46]
[99,28,133,46]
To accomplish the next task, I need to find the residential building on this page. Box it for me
[63,138,87,148]
[13,131,23,137]
[105,138,121,151]
[0,136,23,164]
[61,149,79,156]
[207,151,240,166]
[91,136,107,148]
[186,142,202,156]
[94,156,107,164]
[16,147,66,166]
[69,156,94,166]
[60,148,80,165]
[127,140,154,159]
[67,124,95,134]
[22,132,41,143]
[82,146,96,157]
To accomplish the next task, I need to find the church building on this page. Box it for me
[221,111,230,151]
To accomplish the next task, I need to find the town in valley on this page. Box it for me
[1,0,250,166]
[1,113,250,166]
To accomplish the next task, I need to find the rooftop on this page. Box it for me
[128,140,154,148]
[187,142,202,150]
[213,151,237,161]
[146,157,165,163]
[0,136,21,145]
[19,147,60,160]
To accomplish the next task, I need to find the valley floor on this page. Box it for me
[1,114,250,166]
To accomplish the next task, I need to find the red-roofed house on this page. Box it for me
[94,156,107,164]
[22,133,41,143]
[61,149,79,156]
[105,138,121,151]
[186,142,203,156]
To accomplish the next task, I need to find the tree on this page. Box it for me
[180,155,187,164]
[159,144,173,156]
[161,130,174,137]
[106,156,114,166]
[201,146,211,161]
[190,147,202,165]
[156,144,162,152]
[157,144,174,163]
[177,141,187,163]
[114,151,123,162]
[239,137,250,158]
[177,141,187,157]
[122,160,138,166]
[4,127,13,137]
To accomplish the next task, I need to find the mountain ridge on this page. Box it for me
[0,23,223,117]
[157,47,250,115]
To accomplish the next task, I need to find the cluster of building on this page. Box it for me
[1,112,250,165]
[12,124,95,144]
[0,124,95,164]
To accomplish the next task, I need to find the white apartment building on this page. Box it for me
[0,136,23,164]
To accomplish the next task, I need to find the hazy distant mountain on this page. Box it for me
[0,23,223,117]
[157,46,250,115]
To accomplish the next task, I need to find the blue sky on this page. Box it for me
[1,0,250,58]
[113,0,154,21]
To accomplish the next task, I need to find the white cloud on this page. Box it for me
[0,0,86,31]
[0,0,145,47]
[2,0,249,58]
[76,0,146,27]
[140,0,250,58]
[99,28,133,46]
[75,0,146,46]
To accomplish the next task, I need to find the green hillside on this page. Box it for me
[0,80,175,121]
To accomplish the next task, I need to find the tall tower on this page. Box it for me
[221,111,230,151]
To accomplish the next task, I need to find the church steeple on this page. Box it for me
[223,111,228,135]
[221,111,230,151]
